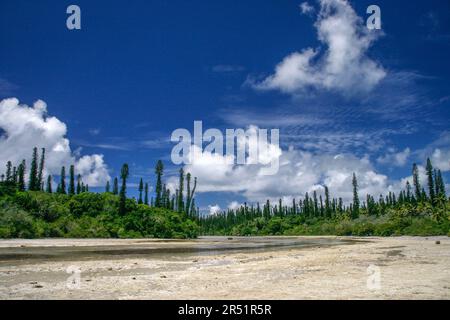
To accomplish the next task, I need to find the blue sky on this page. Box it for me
[1,0,449,213]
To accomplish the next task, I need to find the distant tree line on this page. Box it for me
[199,159,448,233]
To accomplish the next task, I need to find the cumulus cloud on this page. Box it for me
[252,0,386,95]
[168,125,397,204]
[0,98,110,186]
[430,148,450,172]
[208,204,222,215]
[377,147,411,167]
[416,132,450,172]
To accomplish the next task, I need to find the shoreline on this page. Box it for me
[0,236,449,299]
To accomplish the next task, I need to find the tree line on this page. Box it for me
[199,159,448,233]
[0,148,199,217]
[1,148,448,237]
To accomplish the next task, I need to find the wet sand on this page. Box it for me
[0,236,449,299]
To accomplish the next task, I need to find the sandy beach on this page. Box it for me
[0,236,449,300]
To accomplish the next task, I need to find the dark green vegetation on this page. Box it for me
[0,148,199,239]
[1,147,449,239]
[200,160,450,237]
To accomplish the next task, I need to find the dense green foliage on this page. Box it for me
[0,148,199,239]
[1,147,449,239]
[199,160,450,237]
[0,191,198,239]
[199,203,450,237]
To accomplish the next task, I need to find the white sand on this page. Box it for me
[0,236,449,299]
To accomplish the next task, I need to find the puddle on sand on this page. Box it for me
[0,236,364,266]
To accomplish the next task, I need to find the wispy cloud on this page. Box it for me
[0,78,18,96]
[75,140,131,151]
[212,65,245,73]
[75,136,171,151]
[299,2,315,15]
[89,128,101,136]
[220,108,329,127]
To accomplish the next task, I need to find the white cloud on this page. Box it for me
[300,2,315,15]
[413,132,450,172]
[377,147,411,167]
[430,148,450,172]
[0,98,110,186]
[169,125,395,204]
[228,201,242,210]
[208,204,222,215]
[75,154,110,187]
[252,0,386,95]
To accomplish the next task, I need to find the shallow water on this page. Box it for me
[0,236,361,266]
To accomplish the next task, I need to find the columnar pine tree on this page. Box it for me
[185,173,191,213]
[324,185,331,218]
[46,175,52,193]
[59,166,66,194]
[37,148,45,190]
[185,173,197,216]
[5,161,12,183]
[352,173,359,219]
[435,169,446,203]
[69,165,75,195]
[412,163,421,202]
[113,177,119,195]
[425,158,435,205]
[144,182,149,205]
[138,178,143,204]
[76,174,82,194]
[406,181,412,201]
[155,160,164,207]
[119,163,129,215]
[17,160,26,191]
[29,147,39,191]
[105,181,110,193]
[12,166,17,184]
[313,191,318,217]
[177,168,184,213]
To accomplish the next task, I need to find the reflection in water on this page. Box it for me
[0,236,362,266]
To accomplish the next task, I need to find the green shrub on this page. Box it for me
[0,202,36,238]
[0,191,199,239]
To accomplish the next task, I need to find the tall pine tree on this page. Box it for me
[37,148,45,190]
[46,175,52,193]
[425,158,435,205]
[155,160,164,207]
[138,178,143,204]
[29,147,39,191]
[177,168,184,213]
[113,177,119,195]
[59,166,66,194]
[144,182,149,205]
[17,160,26,191]
[76,174,82,194]
[69,165,75,195]
[352,173,360,219]
[119,164,129,215]
[412,163,421,202]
